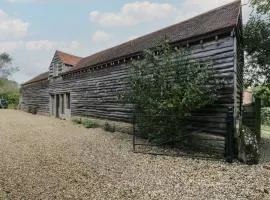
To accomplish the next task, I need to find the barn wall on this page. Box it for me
[49,35,236,137]
[236,17,244,120]
[21,80,50,115]
[50,64,132,121]
[188,35,235,136]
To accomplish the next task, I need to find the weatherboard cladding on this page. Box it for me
[23,0,241,85]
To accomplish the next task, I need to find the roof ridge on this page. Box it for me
[23,71,49,85]
[56,50,82,58]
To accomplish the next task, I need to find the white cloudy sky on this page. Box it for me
[0,0,252,84]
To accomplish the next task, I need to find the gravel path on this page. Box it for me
[0,110,269,200]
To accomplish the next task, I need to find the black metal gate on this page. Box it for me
[132,107,235,162]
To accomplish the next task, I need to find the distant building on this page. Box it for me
[243,87,253,105]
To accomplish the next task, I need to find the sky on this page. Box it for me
[0,0,252,84]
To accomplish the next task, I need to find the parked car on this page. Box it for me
[0,99,8,109]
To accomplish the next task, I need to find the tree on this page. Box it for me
[251,0,270,15]
[0,78,20,107]
[244,16,270,86]
[122,42,223,143]
[0,53,18,78]
[243,0,270,87]
[0,53,20,107]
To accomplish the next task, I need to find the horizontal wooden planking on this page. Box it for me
[22,36,236,138]
[21,81,50,114]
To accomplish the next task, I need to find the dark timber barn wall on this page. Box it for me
[21,1,243,146]
[21,78,50,115]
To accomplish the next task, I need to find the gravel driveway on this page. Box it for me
[0,110,269,200]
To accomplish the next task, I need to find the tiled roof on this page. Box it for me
[23,72,49,85]
[56,50,82,66]
[70,0,241,73]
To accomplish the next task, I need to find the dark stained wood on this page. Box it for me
[21,31,243,140]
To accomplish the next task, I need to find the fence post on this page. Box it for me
[225,107,234,163]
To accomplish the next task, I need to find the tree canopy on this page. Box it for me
[0,53,20,107]
[0,53,18,78]
[244,16,270,86]
[251,0,270,15]
[244,0,270,87]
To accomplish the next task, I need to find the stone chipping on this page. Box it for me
[0,110,269,200]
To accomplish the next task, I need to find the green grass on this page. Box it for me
[72,118,83,125]
[72,118,98,129]
[104,122,116,132]
[83,120,98,129]
[261,125,270,137]
[8,104,17,109]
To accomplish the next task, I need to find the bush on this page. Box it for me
[83,120,97,129]
[6,92,20,106]
[72,118,82,124]
[121,42,224,143]
[104,122,116,132]
[239,125,260,165]
[28,106,38,115]
[261,107,270,125]
[0,78,20,109]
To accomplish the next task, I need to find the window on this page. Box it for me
[61,94,64,114]
[66,93,71,109]
[50,94,55,116]
[53,63,59,77]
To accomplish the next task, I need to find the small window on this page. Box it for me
[66,93,71,109]
[61,94,64,114]
[53,63,59,77]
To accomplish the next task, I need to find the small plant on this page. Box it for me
[72,118,82,125]
[104,122,116,132]
[83,120,97,129]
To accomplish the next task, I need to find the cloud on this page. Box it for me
[0,9,29,41]
[0,40,84,53]
[175,0,251,24]
[128,35,138,40]
[89,0,251,29]
[91,30,111,43]
[25,40,60,50]
[90,2,177,27]
[0,41,24,52]
[6,0,38,3]
[25,40,83,51]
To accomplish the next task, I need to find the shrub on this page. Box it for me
[261,107,270,125]
[104,122,116,132]
[27,106,38,115]
[121,41,224,143]
[83,120,98,129]
[72,118,82,125]
[239,125,260,165]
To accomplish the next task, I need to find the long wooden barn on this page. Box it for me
[21,1,244,156]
